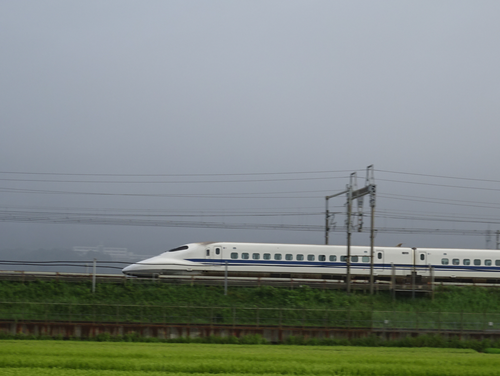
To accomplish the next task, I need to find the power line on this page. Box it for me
[2,195,498,230]
[0,186,332,199]
[378,178,500,192]
[0,203,339,214]
[0,176,351,184]
[376,212,500,226]
[379,193,500,210]
[378,169,500,184]
[0,208,322,218]
[377,207,500,222]
[3,206,498,225]
[3,168,498,184]
[2,201,499,228]
[0,211,495,237]
[0,169,359,177]
[2,167,499,241]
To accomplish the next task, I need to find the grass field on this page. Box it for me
[0,340,499,376]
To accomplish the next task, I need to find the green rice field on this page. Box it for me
[0,341,499,376]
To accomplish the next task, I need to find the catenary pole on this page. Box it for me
[92,258,96,294]
[325,189,348,245]
[346,179,353,294]
[325,166,375,294]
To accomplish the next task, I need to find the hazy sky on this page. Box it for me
[1,1,500,257]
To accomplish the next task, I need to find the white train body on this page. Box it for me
[122,242,500,281]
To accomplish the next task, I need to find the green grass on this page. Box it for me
[3,280,500,311]
[0,341,500,376]
[3,281,500,331]
[4,300,500,331]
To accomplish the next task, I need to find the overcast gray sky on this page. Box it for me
[1,1,500,257]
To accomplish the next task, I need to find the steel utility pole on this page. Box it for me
[346,176,354,293]
[367,167,376,295]
[325,189,348,245]
[324,165,376,294]
[345,166,376,294]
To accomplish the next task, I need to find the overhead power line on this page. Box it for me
[378,178,500,192]
[0,169,360,177]
[0,210,495,237]
[2,168,498,184]
[1,167,499,242]
[378,169,500,184]
[376,212,500,226]
[0,186,332,199]
[0,208,322,218]
[2,206,498,225]
[380,193,500,210]
[0,176,351,184]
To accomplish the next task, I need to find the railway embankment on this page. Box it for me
[1,280,500,344]
[0,279,498,311]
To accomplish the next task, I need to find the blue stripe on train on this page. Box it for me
[187,258,500,273]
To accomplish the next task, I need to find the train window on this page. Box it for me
[297,254,304,261]
[215,248,220,255]
[263,253,271,260]
[319,255,326,262]
[340,256,346,262]
[168,245,189,252]
[496,260,500,266]
[206,249,210,257]
[252,253,260,260]
[485,259,492,266]
[362,256,369,262]
[330,255,337,262]
[474,259,481,266]
[230,252,238,259]
[377,252,382,260]
[441,258,449,265]
[307,255,315,261]
[463,259,470,265]
[242,253,249,260]
[274,254,282,260]
[351,256,358,262]
[452,259,459,265]
[285,254,293,260]
[420,254,425,261]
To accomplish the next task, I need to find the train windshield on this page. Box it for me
[166,245,189,253]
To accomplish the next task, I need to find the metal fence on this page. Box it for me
[1,302,500,332]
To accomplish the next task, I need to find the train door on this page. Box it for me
[376,250,384,271]
[416,249,429,276]
[416,250,427,266]
[214,245,223,265]
[205,245,212,260]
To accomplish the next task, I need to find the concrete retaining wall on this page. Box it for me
[2,320,500,343]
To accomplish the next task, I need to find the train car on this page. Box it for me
[122,242,500,282]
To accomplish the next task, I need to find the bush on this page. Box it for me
[95,332,111,342]
[238,334,268,345]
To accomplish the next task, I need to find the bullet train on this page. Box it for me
[122,242,500,281]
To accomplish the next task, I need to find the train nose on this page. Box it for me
[122,264,135,275]
[121,256,165,277]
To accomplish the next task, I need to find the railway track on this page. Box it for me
[1,269,500,290]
